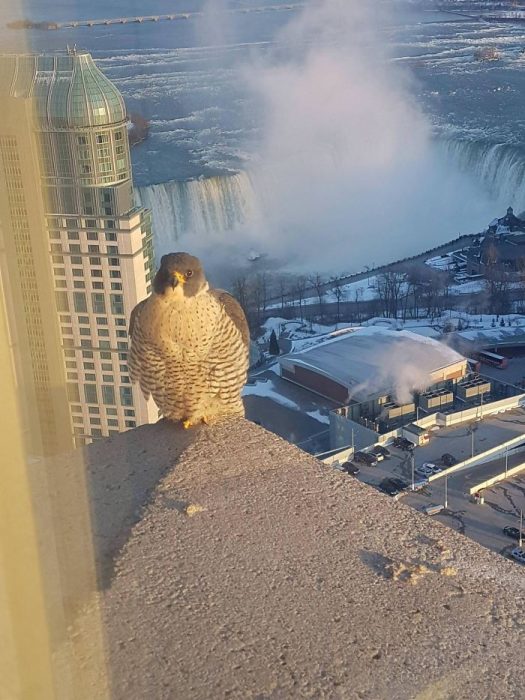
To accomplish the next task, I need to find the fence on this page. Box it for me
[468,461,525,495]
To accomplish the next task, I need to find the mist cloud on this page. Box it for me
[182,0,499,275]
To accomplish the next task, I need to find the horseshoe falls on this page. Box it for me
[440,139,525,214]
[137,137,525,258]
[136,173,258,256]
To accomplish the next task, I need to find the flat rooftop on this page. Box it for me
[281,327,465,401]
[454,325,525,349]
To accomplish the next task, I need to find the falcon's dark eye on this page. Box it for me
[185,270,193,278]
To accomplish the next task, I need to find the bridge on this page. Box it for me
[7,4,304,31]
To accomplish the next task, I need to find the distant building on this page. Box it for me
[0,51,157,449]
[279,326,469,447]
[467,207,525,276]
[279,327,467,404]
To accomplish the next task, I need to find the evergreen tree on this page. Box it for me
[268,329,280,356]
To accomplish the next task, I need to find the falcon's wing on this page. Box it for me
[210,289,250,350]
[207,289,250,400]
[128,299,166,408]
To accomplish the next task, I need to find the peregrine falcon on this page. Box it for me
[128,252,249,428]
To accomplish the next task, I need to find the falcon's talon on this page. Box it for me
[182,419,193,429]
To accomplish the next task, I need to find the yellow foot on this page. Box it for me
[183,417,211,429]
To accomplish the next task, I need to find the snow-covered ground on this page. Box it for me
[266,277,378,310]
[259,312,525,351]
[426,251,461,271]
[267,266,499,311]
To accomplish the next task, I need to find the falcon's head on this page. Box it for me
[153,252,208,299]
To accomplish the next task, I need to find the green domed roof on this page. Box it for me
[47,52,126,128]
[0,51,127,129]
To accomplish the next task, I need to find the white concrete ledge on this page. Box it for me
[77,419,524,698]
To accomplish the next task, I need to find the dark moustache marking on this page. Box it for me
[153,266,172,295]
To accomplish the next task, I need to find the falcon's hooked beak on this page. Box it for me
[171,271,186,288]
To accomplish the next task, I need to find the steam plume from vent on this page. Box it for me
[347,333,460,405]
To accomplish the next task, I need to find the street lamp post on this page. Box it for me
[505,446,508,478]
[444,474,448,510]
[411,452,415,491]
[520,509,523,549]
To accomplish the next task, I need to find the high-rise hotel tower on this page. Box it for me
[0,50,157,450]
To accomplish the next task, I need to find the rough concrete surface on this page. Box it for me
[86,419,525,699]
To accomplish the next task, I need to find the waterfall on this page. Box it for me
[438,138,525,213]
[136,138,525,263]
[136,172,258,255]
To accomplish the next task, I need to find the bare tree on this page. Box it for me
[248,273,271,329]
[232,275,249,314]
[292,276,308,322]
[309,272,325,321]
[515,256,525,309]
[485,263,511,315]
[276,274,290,312]
[373,271,406,318]
[418,268,451,318]
[330,276,347,325]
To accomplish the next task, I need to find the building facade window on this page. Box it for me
[55,291,69,312]
[73,292,87,312]
[84,384,98,404]
[110,293,124,315]
[119,386,133,406]
[67,383,80,402]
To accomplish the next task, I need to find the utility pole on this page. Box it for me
[471,427,475,458]
[444,474,448,510]
[411,452,415,491]
[520,510,523,549]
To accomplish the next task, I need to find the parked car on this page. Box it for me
[378,477,408,497]
[441,453,457,467]
[379,481,398,496]
[510,547,525,564]
[503,526,524,541]
[372,445,390,459]
[415,462,441,478]
[341,461,360,476]
[354,451,378,466]
[392,437,415,451]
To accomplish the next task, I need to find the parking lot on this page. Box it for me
[411,409,525,471]
[401,474,525,559]
[346,418,525,560]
